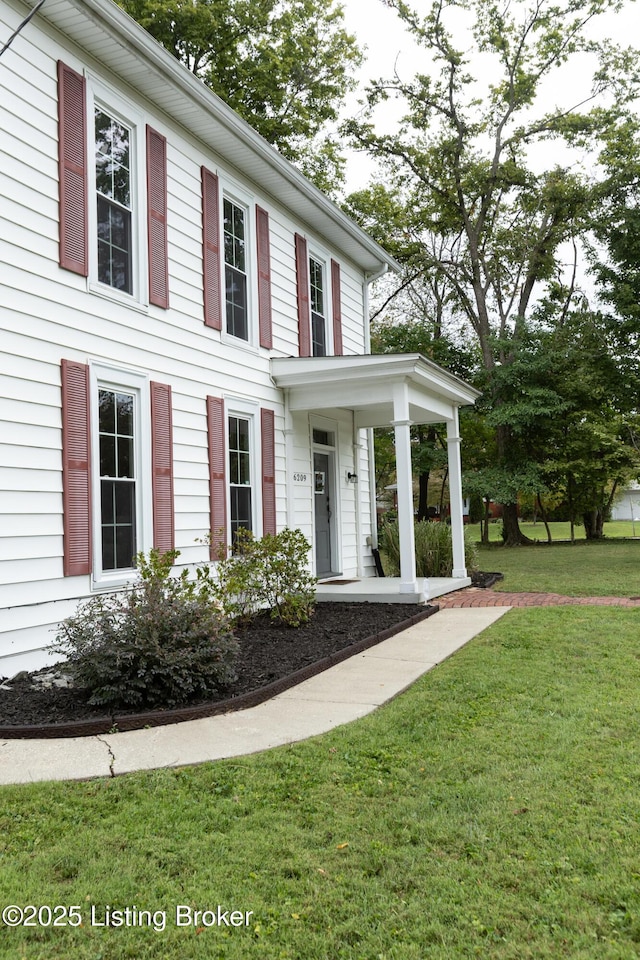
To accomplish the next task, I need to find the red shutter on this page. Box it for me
[294,233,311,357]
[261,408,276,536]
[57,62,88,276]
[331,259,344,356]
[256,205,273,348]
[202,167,222,329]
[61,359,92,575]
[207,396,227,558]
[146,126,169,308]
[150,381,174,554]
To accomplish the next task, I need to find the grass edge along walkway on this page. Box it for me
[1,606,640,959]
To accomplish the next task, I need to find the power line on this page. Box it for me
[0,0,46,59]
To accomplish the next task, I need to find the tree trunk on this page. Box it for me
[482,499,491,544]
[501,502,534,546]
[439,466,449,520]
[495,423,533,545]
[583,508,605,540]
[417,471,429,522]
[536,493,552,543]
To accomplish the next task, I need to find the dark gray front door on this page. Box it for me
[314,452,332,576]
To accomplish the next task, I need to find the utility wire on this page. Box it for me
[0,0,45,59]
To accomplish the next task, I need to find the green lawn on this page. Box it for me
[2,605,640,959]
[476,537,640,597]
[466,519,640,543]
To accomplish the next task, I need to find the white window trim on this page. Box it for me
[220,179,259,351]
[308,248,333,357]
[89,361,153,589]
[225,396,262,546]
[85,74,149,309]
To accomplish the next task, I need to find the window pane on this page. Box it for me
[98,388,115,433]
[115,482,135,524]
[101,479,114,524]
[115,517,136,569]
[95,109,130,207]
[97,197,132,293]
[100,435,115,476]
[225,265,248,340]
[239,451,250,485]
[229,451,239,485]
[117,436,133,478]
[312,311,327,357]
[237,418,250,452]
[116,393,133,435]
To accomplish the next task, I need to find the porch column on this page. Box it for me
[392,386,417,593]
[447,408,467,578]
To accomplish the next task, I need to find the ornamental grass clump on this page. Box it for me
[54,549,239,710]
[380,519,479,578]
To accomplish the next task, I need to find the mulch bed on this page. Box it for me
[0,601,438,740]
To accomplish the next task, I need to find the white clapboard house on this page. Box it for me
[0,0,480,672]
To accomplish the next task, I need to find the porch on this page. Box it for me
[271,353,481,601]
[316,575,472,605]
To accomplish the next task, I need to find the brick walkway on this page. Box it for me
[437,587,640,608]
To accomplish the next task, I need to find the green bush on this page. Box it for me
[212,528,317,627]
[380,519,479,578]
[54,549,239,710]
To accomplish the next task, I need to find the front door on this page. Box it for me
[314,451,333,576]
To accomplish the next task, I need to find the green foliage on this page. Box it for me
[116,0,361,192]
[212,528,317,627]
[346,0,640,543]
[380,519,479,577]
[54,549,239,710]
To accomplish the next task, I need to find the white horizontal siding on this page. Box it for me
[1,4,372,667]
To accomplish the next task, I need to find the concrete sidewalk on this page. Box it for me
[0,607,510,786]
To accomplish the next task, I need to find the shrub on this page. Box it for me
[380,519,479,578]
[212,528,317,627]
[54,549,239,710]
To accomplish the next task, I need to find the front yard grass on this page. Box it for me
[2,606,640,958]
[478,538,640,596]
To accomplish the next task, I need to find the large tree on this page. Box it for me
[345,0,640,543]
[117,0,361,192]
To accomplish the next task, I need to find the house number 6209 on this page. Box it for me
[293,473,307,482]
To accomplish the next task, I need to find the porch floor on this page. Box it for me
[316,576,472,605]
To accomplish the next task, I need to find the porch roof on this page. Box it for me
[270,354,481,428]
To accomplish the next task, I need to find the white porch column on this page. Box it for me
[392,385,417,593]
[446,408,467,578]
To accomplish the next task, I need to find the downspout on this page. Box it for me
[363,265,388,551]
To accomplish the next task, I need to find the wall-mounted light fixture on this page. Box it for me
[347,472,358,484]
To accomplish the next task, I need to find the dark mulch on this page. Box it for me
[0,601,436,738]
[471,571,504,589]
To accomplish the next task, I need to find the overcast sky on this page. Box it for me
[337,0,640,192]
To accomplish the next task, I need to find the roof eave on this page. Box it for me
[28,0,399,276]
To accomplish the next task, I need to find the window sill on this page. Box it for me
[88,281,150,314]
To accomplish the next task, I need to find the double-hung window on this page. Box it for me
[98,387,136,570]
[224,198,248,340]
[228,414,253,540]
[309,256,327,357]
[91,365,153,584]
[95,108,133,295]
